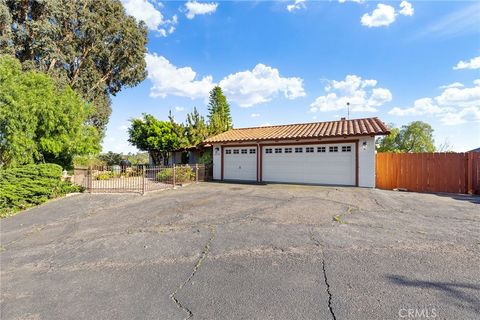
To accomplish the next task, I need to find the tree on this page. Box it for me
[2,0,148,132]
[98,152,124,166]
[128,114,183,165]
[168,110,189,147]
[376,124,400,152]
[376,121,436,153]
[207,86,232,135]
[126,152,149,165]
[185,107,209,146]
[0,55,100,168]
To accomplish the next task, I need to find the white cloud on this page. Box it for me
[360,2,414,28]
[185,1,218,19]
[287,0,306,12]
[251,113,260,118]
[145,53,214,99]
[389,80,480,125]
[175,106,185,112]
[399,1,414,16]
[310,75,392,113]
[389,98,446,116]
[361,4,396,27]
[219,64,305,107]
[338,0,364,3]
[439,82,464,89]
[440,107,480,126]
[146,55,305,107]
[453,56,480,70]
[260,123,272,127]
[122,0,177,36]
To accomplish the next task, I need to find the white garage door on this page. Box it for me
[262,143,355,185]
[224,147,257,181]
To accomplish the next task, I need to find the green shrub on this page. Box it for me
[0,163,81,218]
[198,149,212,164]
[95,172,114,180]
[157,166,195,183]
[157,168,173,182]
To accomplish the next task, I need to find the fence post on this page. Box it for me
[172,164,176,189]
[142,165,146,195]
[195,164,199,183]
[467,152,473,195]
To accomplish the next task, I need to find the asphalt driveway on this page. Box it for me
[1,183,479,320]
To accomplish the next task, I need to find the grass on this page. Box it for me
[332,206,354,224]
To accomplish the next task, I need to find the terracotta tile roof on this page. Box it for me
[203,117,389,144]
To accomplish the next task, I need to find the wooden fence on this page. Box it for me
[376,152,480,195]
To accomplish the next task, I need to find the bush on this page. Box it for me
[0,163,81,218]
[95,172,114,180]
[157,166,195,183]
[198,149,212,164]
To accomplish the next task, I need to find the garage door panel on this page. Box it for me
[224,147,257,181]
[262,143,355,185]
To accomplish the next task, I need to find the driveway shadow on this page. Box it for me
[434,193,480,205]
[386,274,480,313]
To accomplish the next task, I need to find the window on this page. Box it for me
[284,148,292,153]
[265,148,272,154]
[225,149,232,154]
[317,146,326,153]
[342,146,352,152]
[329,146,338,152]
[249,148,256,154]
[241,149,247,154]
[295,147,303,153]
[306,147,314,153]
[233,149,239,154]
[275,148,282,154]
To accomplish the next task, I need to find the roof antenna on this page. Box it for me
[346,102,350,120]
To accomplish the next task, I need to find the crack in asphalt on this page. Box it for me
[322,258,337,320]
[309,230,337,320]
[169,225,216,319]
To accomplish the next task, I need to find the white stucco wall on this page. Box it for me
[358,136,376,188]
[212,144,222,180]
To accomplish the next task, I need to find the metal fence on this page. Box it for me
[73,164,212,194]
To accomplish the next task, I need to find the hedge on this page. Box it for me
[0,163,81,218]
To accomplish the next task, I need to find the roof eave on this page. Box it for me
[203,132,390,144]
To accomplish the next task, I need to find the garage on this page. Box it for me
[223,146,257,181]
[206,117,390,188]
[262,143,355,185]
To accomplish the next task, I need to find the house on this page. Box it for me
[468,147,480,153]
[203,117,389,187]
[166,145,211,165]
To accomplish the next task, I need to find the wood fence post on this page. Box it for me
[195,164,199,183]
[467,152,473,195]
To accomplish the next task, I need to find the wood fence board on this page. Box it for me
[376,152,479,195]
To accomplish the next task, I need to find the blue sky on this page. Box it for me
[104,0,480,153]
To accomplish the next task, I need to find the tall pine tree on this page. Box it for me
[207,86,232,135]
[185,107,209,146]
